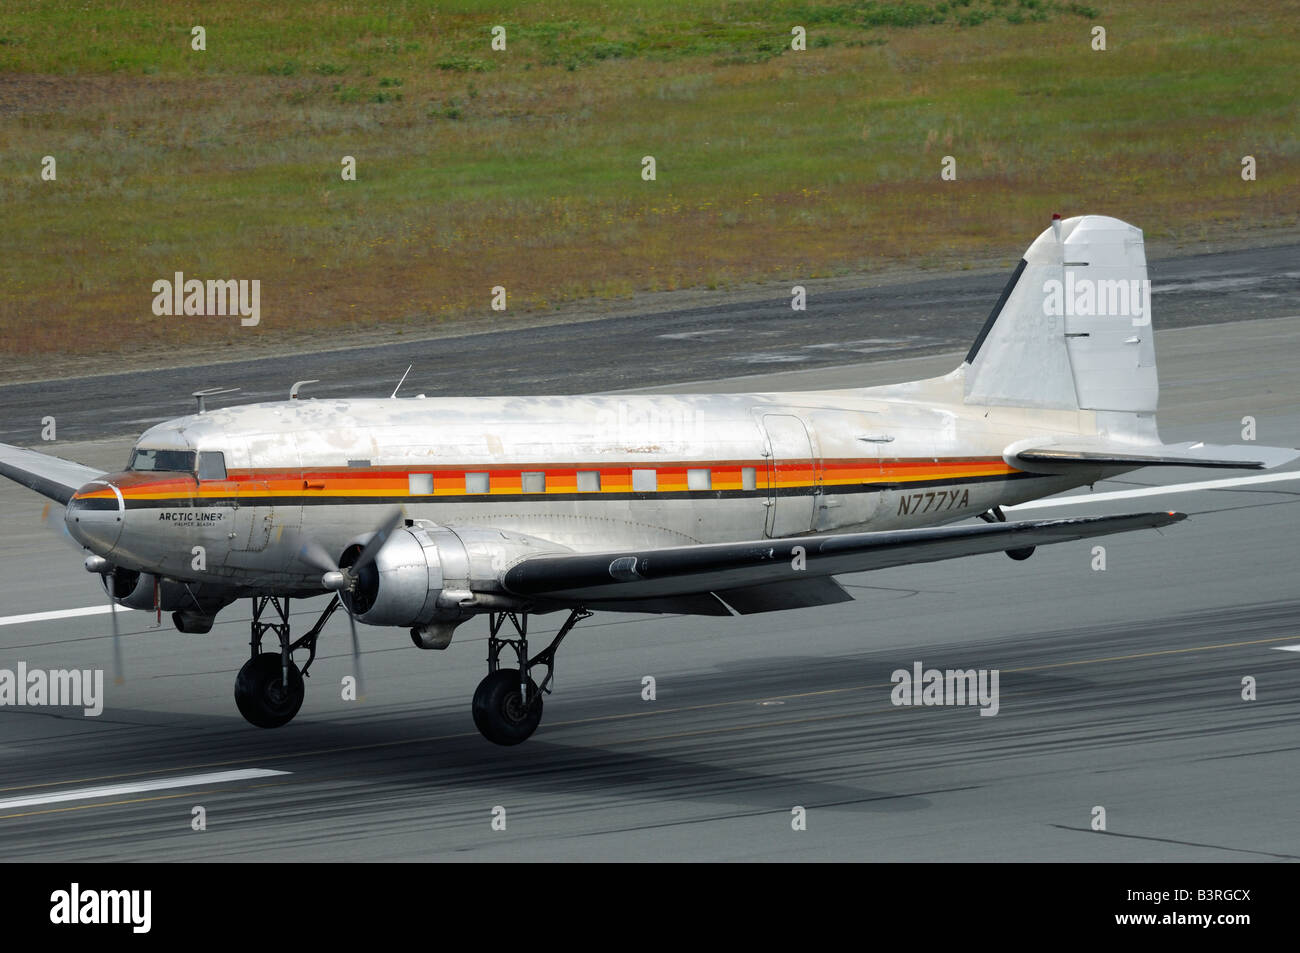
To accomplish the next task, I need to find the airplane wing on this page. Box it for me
[502,512,1185,616]
[0,442,106,505]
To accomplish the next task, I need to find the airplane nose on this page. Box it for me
[66,479,124,554]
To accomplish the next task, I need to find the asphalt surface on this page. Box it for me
[0,300,1296,860]
[1,242,1297,444]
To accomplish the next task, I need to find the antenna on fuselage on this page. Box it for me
[390,365,413,399]
[290,380,320,400]
[192,387,240,414]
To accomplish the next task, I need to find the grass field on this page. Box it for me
[0,0,1296,360]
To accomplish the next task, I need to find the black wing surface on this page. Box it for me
[502,512,1185,616]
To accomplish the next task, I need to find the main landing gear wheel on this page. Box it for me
[472,607,591,746]
[233,594,344,729]
[472,669,542,746]
[979,506,1035,561]
[235,653,305,728]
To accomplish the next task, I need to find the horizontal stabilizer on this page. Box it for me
[1014,440,1299,472]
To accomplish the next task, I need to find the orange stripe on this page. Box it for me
[80,457,1021,502]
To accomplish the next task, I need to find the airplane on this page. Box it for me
[1,214,1295,745]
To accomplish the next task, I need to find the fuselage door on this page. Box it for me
[231,460,273,553]
[761,414,815,538]
[233,502,274,552]
[227,434,290,555]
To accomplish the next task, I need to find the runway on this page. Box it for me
[1,241,1297,443]
[0,309,1297,860]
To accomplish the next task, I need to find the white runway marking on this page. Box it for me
[1007,470,1300,512]
[0,769,290,811]
[0,604,135,627]
[1272,646,1300,653]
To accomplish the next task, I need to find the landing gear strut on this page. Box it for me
[472,607,591,746]
[980,505,1036,561]
[234,594,343,729]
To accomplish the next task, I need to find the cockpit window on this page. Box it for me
[127,448,196,473]
[197,451,227,481]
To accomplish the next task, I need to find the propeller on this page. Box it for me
[82,554,125,685]
[285,508,407,701]
[41,501,88,554]
[107,568,124,686]
[42,503,126,684]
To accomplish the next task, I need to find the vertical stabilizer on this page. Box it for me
[964,215,1158,413]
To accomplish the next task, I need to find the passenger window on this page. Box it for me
[197,451,227,481]
[742,467,757,491]
[632,469,657,492]
[521,472,546,493]
[687,468,712,490]
[577,471,601,492]
[465,472,490,494]
[408,473,433,495]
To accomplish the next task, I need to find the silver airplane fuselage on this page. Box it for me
[66,369,1107,595]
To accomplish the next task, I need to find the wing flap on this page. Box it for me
[0,443,105,504]
[715,576,854,614]
[576,593,734,616]
[504,512,1184,610]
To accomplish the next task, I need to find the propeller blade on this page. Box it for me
[106,571,124,685]
[350,508,406,573]
[283,530,339,574]
[282,510,403,701]
[347,608,365,702]
[40,501,83,553]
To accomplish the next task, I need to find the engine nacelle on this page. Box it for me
[100,566,143,604]
[345,524,563,631]
[98,567,235,622]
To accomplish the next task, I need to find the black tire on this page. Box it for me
[472,669,542,746]
[234,653,305,729]
[1006,546,1036,561]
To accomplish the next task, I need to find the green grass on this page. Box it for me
[0,0,1295,358]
